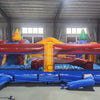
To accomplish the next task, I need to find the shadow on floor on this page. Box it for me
[65,86,95,91]
[94,84,100,87]
[8,82,62,87]
[0,83,8,91]
[0,83,100,91]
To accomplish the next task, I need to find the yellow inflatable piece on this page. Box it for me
[13,28,21,41]
[37,37,64,72]
[24,54,27,65]
[37,37,63,44]
[44,42,54,72]
[82,54,85,60]
[30,54,43,58]
[57,54,66,57]
[88,42,97,63]
[2,54,7,65]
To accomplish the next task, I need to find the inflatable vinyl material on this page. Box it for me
[67,74,95,89]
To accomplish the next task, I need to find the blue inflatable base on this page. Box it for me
[0,74,12,86]
[0,64,99,87]
[0,70,99,84]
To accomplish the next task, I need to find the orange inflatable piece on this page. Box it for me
[37,37,64,44]
[37,37,64,72]
[13,28,21,41]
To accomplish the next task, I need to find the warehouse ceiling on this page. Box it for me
[0,0,61,19]
[61,0,100,19]
[0,0,100,19]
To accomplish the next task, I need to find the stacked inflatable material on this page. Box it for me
[67,74,95,89]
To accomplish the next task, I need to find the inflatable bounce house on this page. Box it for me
[0,28,100,89]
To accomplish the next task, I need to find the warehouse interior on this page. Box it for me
[0,0,100,43]
[0,0,100,100]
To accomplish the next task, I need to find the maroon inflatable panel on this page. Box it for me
[0,44,44,53]
[31,56,93,69]
[54,44,100,53]
[16,54,24,65]
[31,59,43,69]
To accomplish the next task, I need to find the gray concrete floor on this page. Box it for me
[0,83,100,100]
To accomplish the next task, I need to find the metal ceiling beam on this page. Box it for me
[0,7,9,20]
[53,0,65,38]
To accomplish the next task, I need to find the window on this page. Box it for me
[34,37,43,43]
[22,28,27,34]
[67,37,76,43]
[22,27,44,34]
[38,28,43,34]
[22,36,43,43]
[66,28,87,34]
[77,28,82,34]
[66,28,71,34]
[72,28,77,34]
[23,37,32,43]
[33,28,38,34]
[66,27,87,43]
[27,28,32,34]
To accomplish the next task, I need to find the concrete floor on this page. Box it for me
[0,83,100,100]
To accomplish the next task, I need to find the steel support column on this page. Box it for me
[53,0,65,38]
[0,8,12,41]
[97,19,100,43]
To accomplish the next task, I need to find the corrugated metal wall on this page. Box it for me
[0,18,99,43]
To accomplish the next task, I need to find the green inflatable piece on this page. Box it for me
[26,54,30,63]
[79,29,87,40]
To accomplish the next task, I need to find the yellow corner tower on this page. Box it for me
[13,28,21,41]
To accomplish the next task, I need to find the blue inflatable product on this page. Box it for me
[67,75,95,89]
[61,84,65,89]
[14,74,37,82]
[77,54,82,59]
[68,42,73,44]
[76,40,87,44]
[0,74,12,85]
